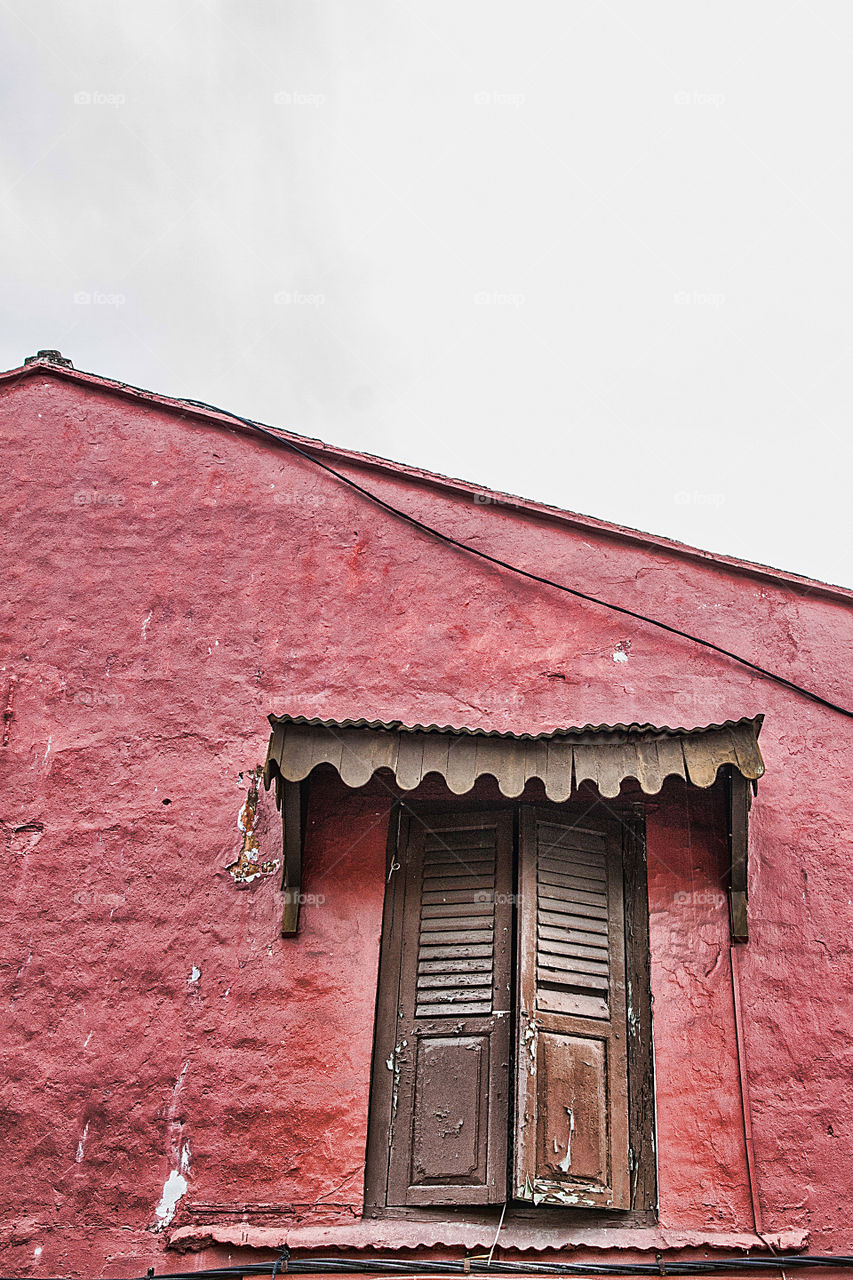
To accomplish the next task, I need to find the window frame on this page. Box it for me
[364,792,656,1225]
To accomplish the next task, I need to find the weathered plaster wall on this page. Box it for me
[1,370,852,1275]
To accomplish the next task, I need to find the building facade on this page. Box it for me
[2,353,852,1276]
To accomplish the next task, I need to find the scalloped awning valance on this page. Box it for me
[263,713,764,802]
[263,713,763,941]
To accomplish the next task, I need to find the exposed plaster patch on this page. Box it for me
[523,1017,537,1075]
[154,1170,188,1230]
[142,611,153,640]
[10,824,44,856]
[226,768,279,885]
[2,675,18,746]
[387,1039,407,1145]
[188,966,201,984]
[612,640,631,664]
[75,1123,89,1163]
[556,1107,574,1173]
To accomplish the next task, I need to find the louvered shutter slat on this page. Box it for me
[514,808,631,1210]
[386,810,513,1206]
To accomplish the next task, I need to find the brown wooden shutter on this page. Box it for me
[514,807,630,1209]
[385,809,513,1205]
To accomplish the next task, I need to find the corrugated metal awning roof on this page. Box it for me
[264,713,764,801]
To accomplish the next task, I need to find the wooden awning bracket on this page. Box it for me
[726,767,754,944]
[280,779,306,935]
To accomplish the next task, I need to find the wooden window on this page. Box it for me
[366,802,650,1214]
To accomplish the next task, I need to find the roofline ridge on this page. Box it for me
[4,357,852,605]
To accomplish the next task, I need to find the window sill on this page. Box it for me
[170,1220,808,1256]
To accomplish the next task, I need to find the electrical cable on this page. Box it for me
[177,396,853,721]
[15,1254,853,1280]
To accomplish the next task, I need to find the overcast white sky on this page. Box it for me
[2,2,851,587]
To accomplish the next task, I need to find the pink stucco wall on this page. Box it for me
[2,365,852,1275]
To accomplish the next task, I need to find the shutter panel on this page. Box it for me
[386,809,513,1205]
[514,807,630,1209]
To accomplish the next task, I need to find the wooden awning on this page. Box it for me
[263,714,763,942]
[263,714,764,802]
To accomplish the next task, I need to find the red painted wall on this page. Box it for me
[2,367,852,1276]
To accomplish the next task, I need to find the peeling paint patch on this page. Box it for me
[75,1122,89,1163]
[2,675,18,746]
[9,823,44,856]
[188,966,200,984]
[531,1176,596,1207]
[557,1107,574,1173]
[612,640,631,663]
[523,1016,537,1075]
[226,768,279,885]
[387,1038,407,1142]
[154,1169,188,1230]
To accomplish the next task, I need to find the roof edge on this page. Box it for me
[266,711,764,740]
[5,357,852,606]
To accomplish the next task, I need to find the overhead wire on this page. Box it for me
[16,1253,853,1279]
[177,396,853,721]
